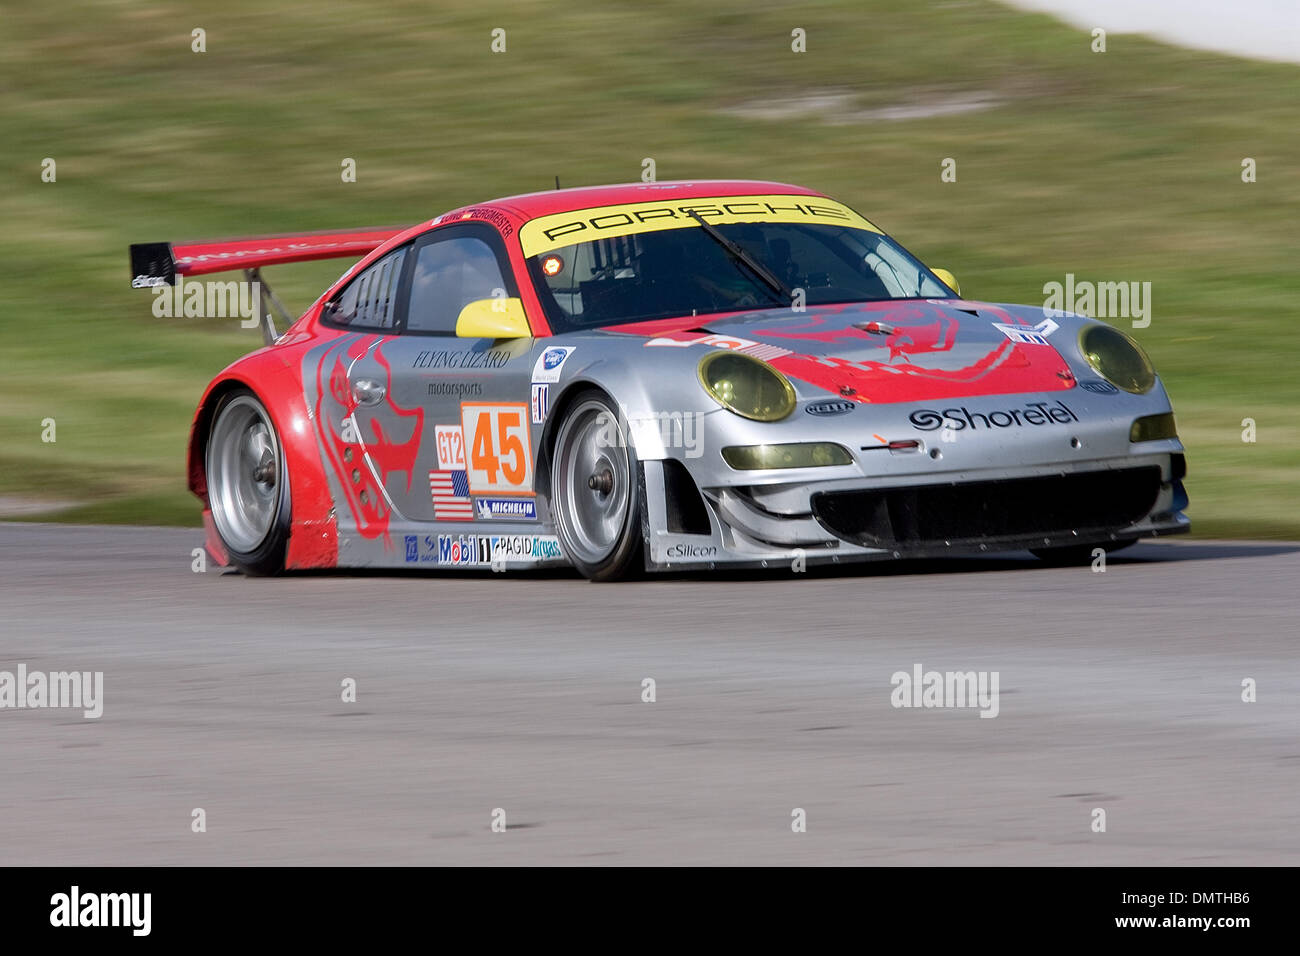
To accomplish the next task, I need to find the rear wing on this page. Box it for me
[128,226,408,342]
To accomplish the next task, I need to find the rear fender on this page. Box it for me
[189,351,337,569]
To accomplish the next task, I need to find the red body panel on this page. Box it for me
[188,335,340,569]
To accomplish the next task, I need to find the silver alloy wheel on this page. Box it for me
[552,398,633,567]
[207,394,283,554]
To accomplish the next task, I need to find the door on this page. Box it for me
[347,223,535,524]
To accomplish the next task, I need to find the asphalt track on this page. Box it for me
[1,523,1297,865]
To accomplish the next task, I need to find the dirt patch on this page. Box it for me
[0,496,79,518]
[719,88,1005,124]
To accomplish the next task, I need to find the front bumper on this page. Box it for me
[642,447,1189,571]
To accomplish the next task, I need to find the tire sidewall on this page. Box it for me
[550,390,643,582]
[206,388,291,575]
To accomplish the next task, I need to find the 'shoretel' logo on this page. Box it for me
[909,400,1079,432]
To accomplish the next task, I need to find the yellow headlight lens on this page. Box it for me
[698,351,797,421]
[1130,412,1178,443]
[722,443,853,470]
[1079,324,1156,394]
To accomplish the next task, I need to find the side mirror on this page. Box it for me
[931,268,960,296]
[455,297,532,338]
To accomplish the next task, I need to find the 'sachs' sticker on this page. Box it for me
[991,319,1058,346]
[475,497,537,521]
[531,383,549,424]
[532,346,575,383]
[462,403,534,494]
[434,424,467,470]
[405,534,442,564]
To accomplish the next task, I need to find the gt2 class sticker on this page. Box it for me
[461,403,533,494]
[531,346,575,383]
[531,383,550,424]
[991,319,1058,345]
[434,424,466,470]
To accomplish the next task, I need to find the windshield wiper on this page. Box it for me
[685,211,793,303]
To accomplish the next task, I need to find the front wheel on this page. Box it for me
[550,390,643,581]
[205,388,290,575]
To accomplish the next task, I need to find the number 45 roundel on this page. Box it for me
[461,403,534,495]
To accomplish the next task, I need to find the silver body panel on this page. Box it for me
[299,299,1188,572]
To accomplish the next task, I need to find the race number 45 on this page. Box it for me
[462,403,533,494]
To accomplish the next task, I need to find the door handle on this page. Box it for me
[350,379,386,407]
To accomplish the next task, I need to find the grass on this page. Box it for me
[1,0,1296,536]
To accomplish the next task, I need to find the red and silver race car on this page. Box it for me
[131,180,1188,580]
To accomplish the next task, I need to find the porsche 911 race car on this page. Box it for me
[130,180,1188,580]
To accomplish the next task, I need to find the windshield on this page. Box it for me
[525,220,953,332]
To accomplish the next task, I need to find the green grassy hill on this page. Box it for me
[2,0,1296,535]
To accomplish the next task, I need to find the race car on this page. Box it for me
[130,180,1188,580]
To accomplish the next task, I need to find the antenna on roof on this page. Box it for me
[554,176,561,190]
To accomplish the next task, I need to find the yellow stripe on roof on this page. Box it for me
[519,194,879,258]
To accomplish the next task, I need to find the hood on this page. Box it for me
[615,299,1077,404]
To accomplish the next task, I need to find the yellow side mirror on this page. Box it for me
[931,268,960,296]
[455,297,532,338]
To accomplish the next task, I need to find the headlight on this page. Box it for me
[698,351,797,421]
[1078,323,1155,394]
[722,443,853,470]
[1130,412,1178,443]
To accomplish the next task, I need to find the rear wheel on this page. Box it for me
[550,390,643,581]
[1031,538,1136,566]
[206,389,290,575]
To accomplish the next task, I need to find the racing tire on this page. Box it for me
[1030,538,1137,566]
[205,388,291,575]
[550,390,644,582]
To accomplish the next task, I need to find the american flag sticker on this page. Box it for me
[430,469,474,521]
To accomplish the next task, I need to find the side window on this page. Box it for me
[406,234,510,334]
[323,246,408,329]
